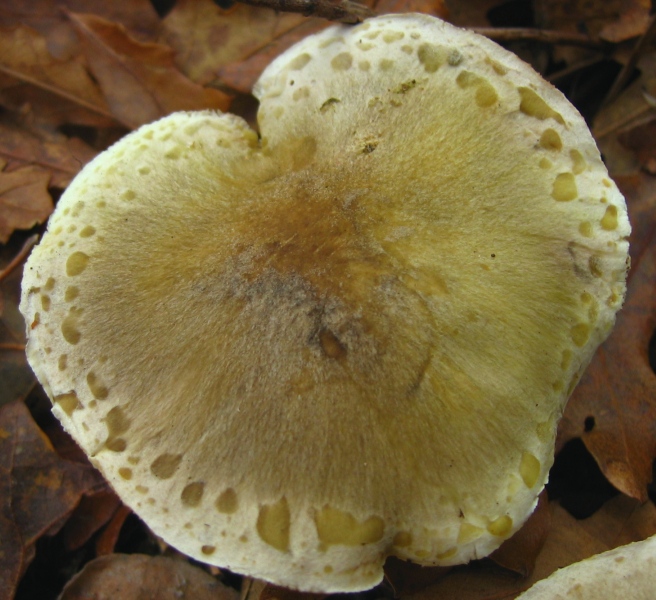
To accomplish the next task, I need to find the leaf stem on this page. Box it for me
[0,234,39,284]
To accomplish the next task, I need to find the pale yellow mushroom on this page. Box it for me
[516,535,656,599]
[20,13,629,593]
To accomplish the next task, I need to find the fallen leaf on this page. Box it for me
[557,171,656,501]
[490,492,552,577]
[0,401,104,600]
[0,469,23,600]
[95,504,131,556]
[617,116,656,174]
[580,493,656,547]
[536,0,650,38]
[241,578,268,600]
[70,13,232,129]
[0,121,96,188]
[384,559,451,596]
[59,554,240,600]
[533,0,651,72]
[0,237,37,407]
[0,164,52,244]
[162,0,308,86]
[599,3,652,43]
[0,0,161,56]
[0,24,116,128]
[259,583,326,600]
[163,0,448,88]
[61,490,122,552]
[214,0,447,94]
[445,0,502,27]
[213,17,330,94]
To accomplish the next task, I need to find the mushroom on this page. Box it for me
[20,13,629,593]
[515,535,656,599]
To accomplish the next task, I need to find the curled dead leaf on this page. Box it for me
[69,12,232,129]
[59,554,240,600]
[0,121,96,189]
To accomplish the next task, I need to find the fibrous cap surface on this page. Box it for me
[21,13,630,593]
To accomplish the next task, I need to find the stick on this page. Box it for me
[235,0,374,23]
[0,234,39,284]
[0,343,26,351]
[473,27,606,49]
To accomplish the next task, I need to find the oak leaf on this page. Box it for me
[0,401,104,600]
[0,0,161,52]
[203,0,447,94]
[163,0,308,86]
[0,24,116,128]
[69,13,232,129]
[0,121,96,189]
[0,164,52,244]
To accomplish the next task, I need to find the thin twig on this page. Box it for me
[235,0,373,23]
[473,27,606,49]
[602,13,656,107]
[547,56,606,84]
[0,343,26,352]
[0,234,39,284]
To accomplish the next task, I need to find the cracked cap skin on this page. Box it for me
[20,13,630,593]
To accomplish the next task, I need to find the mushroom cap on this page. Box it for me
[515,535,656,599]
[20,13,629,593]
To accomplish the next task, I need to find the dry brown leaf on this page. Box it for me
[163,0,448,89]
[593,52,656,143]
[61,490,122,552]
[599,2,652,42]
[0,237,37,407]
[490,492,552,577]
[259,583,326,600]
[0,0,161,55]
[0,121,96,188]
[384,560,452,596]
[95,504,131,556]
[70,12,231,129]
[534,0,651,68]
[617,117,656,174]
[162,0,308,86]
[0,24,116,127]
[0,401,104,600]
[213,0,447,94]
[0,164,52,244]
[212,17,330,94]
[59,554,240,600]
[557,170,656,501]
[0,460,22,600]
[580,493,656,547]
[536,0,650,38]
[444,0,501,27]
